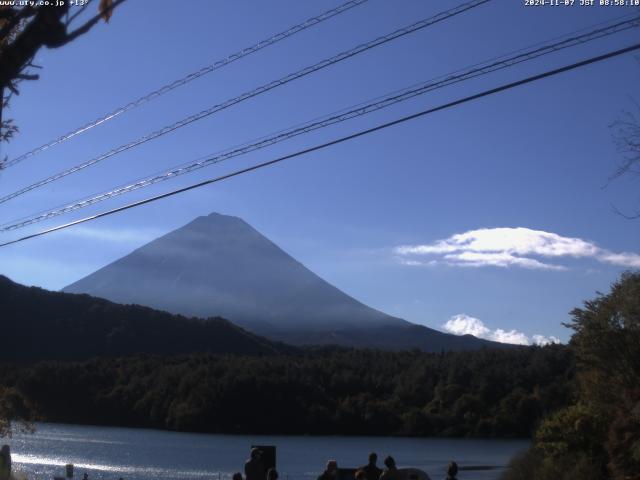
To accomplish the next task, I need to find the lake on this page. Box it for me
[7,423,528,480]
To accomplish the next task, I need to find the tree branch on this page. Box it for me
[0,6,37,41]
[63,0,126,45]
[0,0,126,90]
[611,203,640,220]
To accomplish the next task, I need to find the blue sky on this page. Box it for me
[1,0,639,343]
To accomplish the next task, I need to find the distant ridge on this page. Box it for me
[63,213,508,352]
[0,275,287,362]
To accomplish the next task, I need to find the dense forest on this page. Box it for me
[502,272,640,480]
[0,345,573,438]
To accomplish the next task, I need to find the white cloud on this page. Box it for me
[441,314,490,337]
[396,258,437,267]
[442,313,561,346]
[597,251,640,268]
[395,227,640,270]
[443,251,565,271]
[59,226,161,244]
[532,334,561,346]
[492,329,531,345]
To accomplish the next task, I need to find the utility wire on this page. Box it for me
[2,14,638,231]
[2,41,638,248]
[0,0,491,205]
[1,0,369,169]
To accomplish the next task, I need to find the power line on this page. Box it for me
[2,41,638,249]
[0,0,491,205]
[1,0,369,169]
[3,14,638,231]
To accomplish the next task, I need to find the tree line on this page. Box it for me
[0,344,573,438]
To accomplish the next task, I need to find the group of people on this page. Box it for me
[240,449,459,480]
[317,453,458,480]
[0,443,459,480]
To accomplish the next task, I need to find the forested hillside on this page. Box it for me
[0,345,573,437]
[0,275,288,360]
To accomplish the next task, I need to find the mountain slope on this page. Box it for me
[0,275,287,362]
[64,213,405,331]
[270,324,508,352]
[63,213,507,352]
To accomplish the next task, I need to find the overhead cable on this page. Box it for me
[2,41,639,248]
[3,14,638,231]
[0,0,491,204]
[1,0,369,169]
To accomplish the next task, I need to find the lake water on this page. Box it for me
[7,423,528,480]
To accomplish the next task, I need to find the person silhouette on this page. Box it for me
[379,456,399,480]
[443,461,458,480]
[0,445,11,480]
[359,452,382,480]
[245,448,265,480]
[317,460,338,480]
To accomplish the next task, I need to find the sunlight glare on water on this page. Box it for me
[7,423,528,480]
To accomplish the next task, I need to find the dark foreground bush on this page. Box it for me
[502,272,640,480]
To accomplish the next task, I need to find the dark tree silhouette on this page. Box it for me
[504,272,640,480]
[609,100,640,218]
[0,0,126,155]
[0,385,34,438]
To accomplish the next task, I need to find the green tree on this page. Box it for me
[0,386,33,438]
[503,272,640,480]
[566,272,640,479]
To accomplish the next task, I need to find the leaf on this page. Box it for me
[99,0,114,23]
